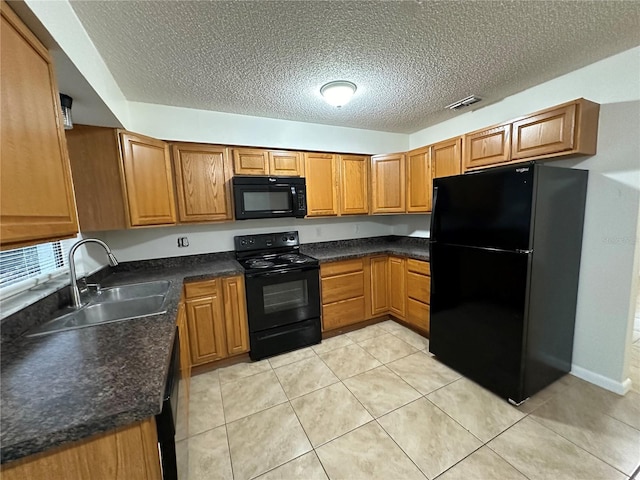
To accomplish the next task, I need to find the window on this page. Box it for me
[0,239,74,297]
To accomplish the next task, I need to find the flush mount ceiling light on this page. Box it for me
[445,95,482,111]
[320,80,357,108]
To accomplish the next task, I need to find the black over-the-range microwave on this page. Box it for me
[232,176,307,220]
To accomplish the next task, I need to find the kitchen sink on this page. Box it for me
[27,281,172,337]
[95,280,171,303]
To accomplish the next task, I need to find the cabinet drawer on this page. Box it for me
[407,258,430,276]
[322,297,366,331]
[406,298,430,333]
[407,272,430,303]
[322,271,365,304]
[321,259,364,277]
[184,279,218,299]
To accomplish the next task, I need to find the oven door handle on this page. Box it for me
[246,266,317,278]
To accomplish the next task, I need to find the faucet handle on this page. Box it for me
[85,283,102,294]
[77,276,89,292]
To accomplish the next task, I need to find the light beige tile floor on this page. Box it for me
[183,320,640,480]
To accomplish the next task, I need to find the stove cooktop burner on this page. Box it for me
[246,259,275,269]
[278,254,309,264]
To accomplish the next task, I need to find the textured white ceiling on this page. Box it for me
[69,0,640,134]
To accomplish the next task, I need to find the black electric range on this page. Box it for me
[235,231,321,360]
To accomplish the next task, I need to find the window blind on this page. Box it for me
[0,239,74,294]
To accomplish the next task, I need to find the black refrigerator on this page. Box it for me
[429,163,588,404]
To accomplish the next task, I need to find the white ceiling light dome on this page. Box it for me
[320,80,357,107]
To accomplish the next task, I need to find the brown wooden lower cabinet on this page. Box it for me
[405,258,431,334]
[320,258,369,331]
[177,302,191,394]
[0,418,161,480]
[184,275,249,366]
[370,255,389,316]
[320,255,430,336]
[388,256,406,318]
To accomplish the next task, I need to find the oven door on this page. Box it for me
[234,184,296,219]
[245,266,320,332]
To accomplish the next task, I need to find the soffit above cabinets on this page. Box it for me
[69,0,640,134]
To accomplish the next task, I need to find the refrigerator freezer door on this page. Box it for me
[431,165,535,251]
[429,242,530,402]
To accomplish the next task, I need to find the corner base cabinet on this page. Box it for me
[184,275,249,366]
[320,255,430,336]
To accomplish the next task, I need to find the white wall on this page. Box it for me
[127,102,408,154]
[390,215,431,238]
[94,216,394,262]
[410,47,640,394]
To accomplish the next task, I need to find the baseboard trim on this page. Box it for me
[570,364,632,395]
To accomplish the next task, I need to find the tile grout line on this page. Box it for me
[526,414,636,477]
[479,415,537,480]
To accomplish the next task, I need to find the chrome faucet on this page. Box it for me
[68,238,119,308]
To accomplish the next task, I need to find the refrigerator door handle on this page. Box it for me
[430,186,438,242]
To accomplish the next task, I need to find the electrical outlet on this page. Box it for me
[177,237,189,248]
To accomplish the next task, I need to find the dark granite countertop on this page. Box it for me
[0,253,243,464]
[0,237,428,464]
[301,235,430,263]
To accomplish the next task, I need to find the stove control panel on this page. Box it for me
[234,231,300,252]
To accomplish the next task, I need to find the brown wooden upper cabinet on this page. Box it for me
[371,153,406,213]
[66,126,176,230]
[171,143,233,223]
[463,124,511,170]
[339,154,369,215]
[120,131,176,227]
[462,99,599,172]
[431,137,462,179]
[305,153,339,216]
[233,147,304,176]
[511,99,599,160]
[406,146,432,213]
[1,2,78,249]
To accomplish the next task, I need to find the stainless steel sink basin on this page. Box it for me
[27,281,172,337]
[96,280,171,303]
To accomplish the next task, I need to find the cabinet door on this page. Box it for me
[463,124,511,170]
[177,303,191,391]
[370,256,389,316]
[431,137,462,179]
[388,257,406,318]
[407,299,430,334]
[172,143,233,222]
[406,148,432,212]
[233,148,269,175]
[186,294,227,365]
[66,125,128,231]
[1,3,78,248]
[371,153,406,213]
[339,155,369,215]
[222,275,249,356]
[269,150,303,176]
[305,153,339,216]
[511,104,576,160]
[120,131,176,227]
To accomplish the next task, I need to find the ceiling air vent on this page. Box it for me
[445,95,482,111]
